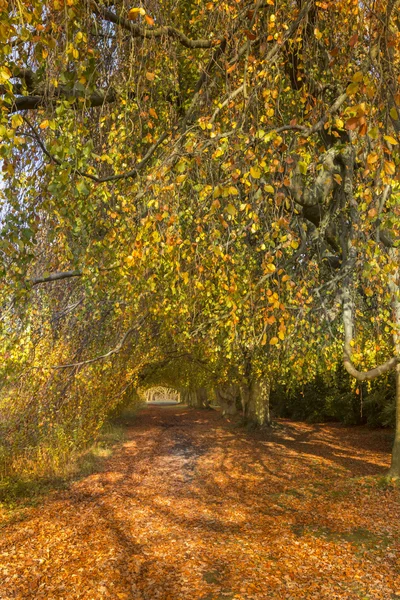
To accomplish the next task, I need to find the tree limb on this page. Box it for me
[342,283,400,381]
[92,2,222,49]
[50,326,137,370]
[210,0,316,124]
[8,88,117,114]
[31,270,83,286]
[23,115,169,183]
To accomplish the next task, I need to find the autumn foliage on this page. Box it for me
[1,406,400,599]
[1,0,400,481]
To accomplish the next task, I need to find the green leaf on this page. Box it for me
[225,203,237,216]
[76,179,90,196]
[176,160,187,173]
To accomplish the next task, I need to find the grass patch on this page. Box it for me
[291,523,391,549]
[0,420,128,512]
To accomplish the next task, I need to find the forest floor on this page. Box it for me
[0,405,399,600]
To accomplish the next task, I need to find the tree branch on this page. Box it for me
[23,115,169,184]
[210,0,315,124]
[31,270,83,286]
[50,325,138,370]
[8,88,117,114]
[92,2,222,49]
[342,283,400,381]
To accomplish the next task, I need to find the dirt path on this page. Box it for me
[1,406,399,600]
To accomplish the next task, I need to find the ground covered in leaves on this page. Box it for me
[0,405,399,600]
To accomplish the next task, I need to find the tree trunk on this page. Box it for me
[240,385,250,417]
[215,385,240,415]
[184,388,210,408]
[389,260,400,478]
[389,364,400,478]
[246,378,271,427]
[197,387,210,408]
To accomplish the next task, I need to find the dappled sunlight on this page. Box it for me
[1,406,399,599]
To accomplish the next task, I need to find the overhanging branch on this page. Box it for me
[23,115,169,184]
[50,325,138,370]
[92,2,222,49]
[31,270,83,286]
[7,87,117,114]
[342,283,400,381]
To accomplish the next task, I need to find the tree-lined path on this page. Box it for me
[1,405,399,600]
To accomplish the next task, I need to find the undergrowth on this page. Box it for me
[0,403,141,510]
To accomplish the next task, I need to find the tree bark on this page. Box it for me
[184,388,209,408]
[389,255,400,478]
[215,385,240,415]
[246,378,271,427]
[389,364,400,478]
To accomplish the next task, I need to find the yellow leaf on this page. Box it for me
[266,263,276,273]
[11,114,23,128]
[384,135,398,145]
[384,161,395,175]
[227,186,239,196]
[250,166,261,179]
[367,152,379,165]
[128,7,146,19]
[368,127,379,139]
[146,71,155,81]
[390,107,399,120]
[298,161,308,175]
[278,331,285,340]
[0,66,11,83]
[333,173,342,184]
[352,71,364,83]
[39,120,49,129]
[269,337,279,345]
[176,160,186,173]
[346,82,359,96]
[264,184,274,193]
[213,186,221,198]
